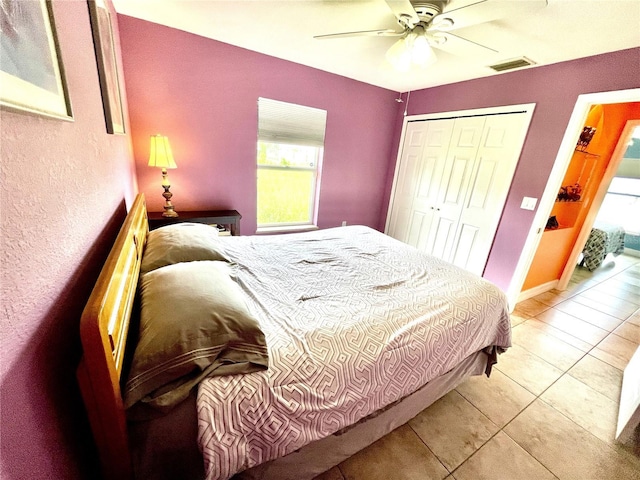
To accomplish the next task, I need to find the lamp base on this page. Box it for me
[161,176,178,217]
[162,206,179,218]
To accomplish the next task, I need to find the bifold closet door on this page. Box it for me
[423,116,485,260]
[387,111,530,276]
[386,118,454,247]
[448,112,530,275]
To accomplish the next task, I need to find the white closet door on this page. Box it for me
[407,119,455,250]
[386,122,424,243]
[386,105,533,277]
[387,119,454,247]
[426,116,485,259]
[449,112,530,275]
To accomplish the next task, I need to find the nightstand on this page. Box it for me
[148,210,242,235]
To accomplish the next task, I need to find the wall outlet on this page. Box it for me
[341,221,347,227]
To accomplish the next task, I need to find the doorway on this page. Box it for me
[557,119,640,290]
[507,89,640,309]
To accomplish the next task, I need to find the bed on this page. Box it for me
[581,222,626,271]
[77,194,511,480]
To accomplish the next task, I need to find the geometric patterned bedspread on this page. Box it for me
[197,226,512,480]
[582,222,625,271]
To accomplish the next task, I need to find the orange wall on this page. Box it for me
[523,102,640,291]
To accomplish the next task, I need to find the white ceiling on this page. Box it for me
[112,0,640,93]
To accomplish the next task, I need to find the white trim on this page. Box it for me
[256,224,319,235]
[506,88,640,310]
[517,280,559,303]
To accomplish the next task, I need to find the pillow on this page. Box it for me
[124,260,269,419]
[141,222,228,274]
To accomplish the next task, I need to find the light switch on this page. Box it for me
[520,196,537,210]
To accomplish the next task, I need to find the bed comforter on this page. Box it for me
[197,226,511,479]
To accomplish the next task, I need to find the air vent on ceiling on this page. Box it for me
[488,57,536,72]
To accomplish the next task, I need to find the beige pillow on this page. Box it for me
[141,222,228,274]
[125,260,268,418]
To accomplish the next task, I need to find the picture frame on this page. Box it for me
[88,0,125,134]
[0,0,73,121]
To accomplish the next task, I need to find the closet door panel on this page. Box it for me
[429,117,485,260]
[386,124,425,243]
[407,210,432,250]
[450,224,479,269]
[387,119,454,247]
[453,112,530,275]
[430,216,457,260]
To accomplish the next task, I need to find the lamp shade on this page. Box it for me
[148,134,177,169]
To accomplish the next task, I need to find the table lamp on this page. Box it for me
[148,134,178,217]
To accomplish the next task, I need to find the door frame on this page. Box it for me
[384,103,536,243]
[558,118,640,289]
[506,88,640,308]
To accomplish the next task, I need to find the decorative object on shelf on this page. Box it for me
[545,215,559,230]
[576,126,596,151]
[148,134,178,218]
[88,0,125,134]
[0,0,73,120]
[557,183,582,202]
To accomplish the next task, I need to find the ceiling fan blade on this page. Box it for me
[436,0,548,31]
[429,31,498,57]
[314,29,404,40]
[385,0,420,28]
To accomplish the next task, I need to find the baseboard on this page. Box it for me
[517,280,559,303]
[624,248,640,258]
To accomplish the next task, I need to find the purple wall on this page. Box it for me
[0,1,136,478]
[0,5,637,478]
[381,48,640,290]
[117,16,400,235]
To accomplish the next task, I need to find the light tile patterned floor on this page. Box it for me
[314,254,640,480]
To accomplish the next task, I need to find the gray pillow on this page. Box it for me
[124,260,268,418]
[141,222,228,274]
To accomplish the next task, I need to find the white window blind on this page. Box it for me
[258,97,327,147]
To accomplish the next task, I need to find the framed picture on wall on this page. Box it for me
[88,0,125,134]
[0,0,73,120]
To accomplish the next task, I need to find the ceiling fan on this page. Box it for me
[314,0,548,71]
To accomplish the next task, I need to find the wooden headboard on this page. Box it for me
[77,193,148,480]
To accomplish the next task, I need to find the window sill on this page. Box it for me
[256,225,319,235]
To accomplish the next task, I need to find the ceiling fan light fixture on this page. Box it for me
[412,34,436,66]
[386,28,436,71]
[386,36,413,71]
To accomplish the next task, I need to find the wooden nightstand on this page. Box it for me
[148,210,242,235]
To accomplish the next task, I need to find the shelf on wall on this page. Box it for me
[544,224,574,233]
[573,149,600,157]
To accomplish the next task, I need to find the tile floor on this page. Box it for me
[314,254,640,480]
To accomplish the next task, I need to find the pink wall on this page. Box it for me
[117,16,400,234]
[381,48,640,291]
[0,1,136,478]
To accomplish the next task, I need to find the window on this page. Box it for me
[257,98,327,231]
[596,177,640,234]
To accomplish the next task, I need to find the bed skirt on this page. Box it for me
[130,349,489,480]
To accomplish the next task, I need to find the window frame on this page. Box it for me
[256,97,327,233]
[256,141,323,231]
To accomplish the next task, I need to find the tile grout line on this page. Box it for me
[491,256,640,477]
